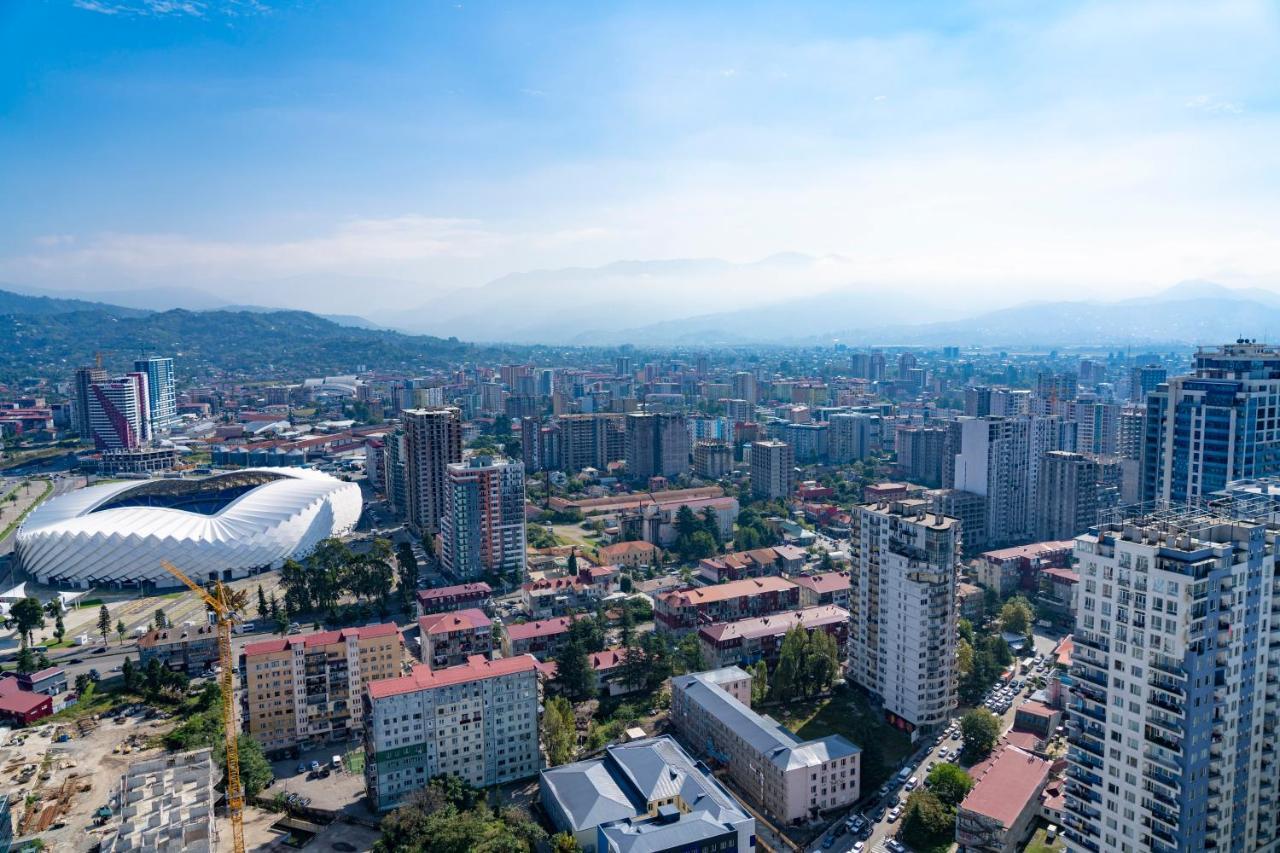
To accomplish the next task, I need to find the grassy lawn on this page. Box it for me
[1025,827,1065,853]
[770,684,912,793]
[343,748,365,774]
[46,683,127,722]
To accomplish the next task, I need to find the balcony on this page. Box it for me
[1144,728,1182,753]
[1074,734,1106,758]
[1148,691,1183,715]
[1071,701,1106,723]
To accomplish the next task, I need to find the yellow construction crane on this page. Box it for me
[159,560,249,853]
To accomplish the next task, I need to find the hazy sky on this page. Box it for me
[1,0,1278,315]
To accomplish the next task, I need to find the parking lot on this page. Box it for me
[263,741,369,817]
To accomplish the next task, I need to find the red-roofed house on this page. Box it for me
[418,608,493,669]
[521,567,620,618]
[0,688,52,726]
[502,615,590,658]
[790,572,852,609]
[415,582,493,616]
[1013,700,1062,740]
[973,541,1073,595]
[243,623,403,753]
[956,745,1053,852]
[364,654,540,810]
[698,606,850,669]
[654,576,801,634]
[595,540,659,570]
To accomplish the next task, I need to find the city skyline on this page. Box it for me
[1,1,1278,328]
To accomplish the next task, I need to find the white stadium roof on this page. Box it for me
[16,468,361,589]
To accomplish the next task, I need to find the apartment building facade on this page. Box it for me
[848,499,959,735]
[403,407,463,536]
[363,654,541,811]
[654,576,800,634]
[418,608,493,669]
[439,455,527,582]
[242,624,403,753]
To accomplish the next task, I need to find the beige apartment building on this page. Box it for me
[242,623,404,753]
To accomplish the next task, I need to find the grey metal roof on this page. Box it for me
[599,810,733,853]
[673,671,861,771]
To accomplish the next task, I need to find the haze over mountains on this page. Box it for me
[4,268,1280,348]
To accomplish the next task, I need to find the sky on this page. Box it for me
[1,0,1279,320]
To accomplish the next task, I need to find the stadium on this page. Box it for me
[15,468,362,589]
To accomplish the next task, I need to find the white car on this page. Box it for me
[887,807,903,823]
[905,776,918,790]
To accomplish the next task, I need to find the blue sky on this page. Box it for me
[1,0,1278,316]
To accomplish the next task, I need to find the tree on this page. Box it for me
[566,548,578,576]
[751,660,769,705]
[308,538,353,613]
[122,657,139,692]
[926,762,973,807]
[772,625,807,698]
[116,619,127,645]
[74,673,91,695]
[10,597,45,647]
[957,617,974,645]
[153,609,169,630]
[899,789,954,849]
[542,695,577,766]
[15,645,35,674]
[999,596,1034,635]
[961,708,1001,760]
[279,558,310,615]
[232,735,274,799]
[97,605,112,645]
[957,637,974,677]
[803,629,839,697]
[554,637,596,701]
[256,584,269,618]
[53,611,65,643]
[550,831,582,853]
[674,633,705,675]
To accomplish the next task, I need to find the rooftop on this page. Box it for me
[367,654,537,699]
[960,744,1052,830]
[418,608,492,635]
[243,622,400,657]
[981,540,1074,562]
[672,668,859,771]
[789,571,851,594]
[504,615,588,641]
[699,606,849,643]
[138,624,217,649]
[659,576,797,607]
[416,581,493,603]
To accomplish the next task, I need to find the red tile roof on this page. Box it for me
[960,745,1052,829]
[367,654,537,699]
[418,608,492,635]
[590,647,627,671]
[659,576,796,607]
[1041,566,1080,584]
[790,572,851,594]
[699,606,849,643]
[504,615,586,641]
[243,622,400,657]
[1055,636,1074,668]
[1017,700,1057,719]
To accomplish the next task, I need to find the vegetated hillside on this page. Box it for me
[0,306,489,383]
[0,286,152,319]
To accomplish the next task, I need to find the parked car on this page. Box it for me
[905,776,918,791]
[296,763,307,774]
[887,806,902,823]
[310,760,321,772]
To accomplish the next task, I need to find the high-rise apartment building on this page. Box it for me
[133,356,177,432]
[1034,451,1099,541]
[1071,397,1120,457]
[87,373,151,450]
[896,424,948,487]
[750,439,794,500]
[440,456,527,582]
[403,407,462,536]
[1064,508,1280,853]
[948,416,1032,546]
[556,413,622,473]
[242,624,403,753]
[363,655,541,811]
[73,365,107,438]
[848,499,959,734]
[731,372,758,406]
[1130,363,1168,402]
[693,439,732,479]
[1118,406,1145,460]
[624,412,690,480]
[829,412,882,463]
[1141,341,1280,506]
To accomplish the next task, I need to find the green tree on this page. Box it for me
[926,762,974,807]
[999,595,1035,635]
[53,611,65,643]
[116,619,127,645]
[984,634,1014,667]
[10,597,45,647]
[640,632,674,691]
[256,584,269,618]
[551,831,582,853]
[15,645,35,674]
[279,558,310,615]
[153,609,169,630]
[554,637,596,701]
[308,538,353,613]
[899,789,955,850]
[97,604,112,645]
[957,617,974,644]
[961,708,1001,760]
[542,695,577,766]
[750,659,769,705]
[957,637,974,678]
[122,657,139,693]
[566,548,578,575]
[772,625,807,698]
[674,633,705,675]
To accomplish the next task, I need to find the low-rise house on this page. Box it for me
[522,568,621,618]
[138,625,220,674]
[1012,700,1061,740]
[696,548,781,584]
[790,572,851,609]
[0,678,52,726]
[17,666,67,696]
[595,540,659,570]
[540,735,755,853]
[957,582,985,621]
[955,744,1053,853]
[418,608,493,669]
[972,541,1073,596]
[502,615,587,659]
[698,606,849,670]
[415,582,493,616]
[671,667,860,824]
[655,576,800,635]
[1037,566,1079,629]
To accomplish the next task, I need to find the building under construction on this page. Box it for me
[102,748,217,853]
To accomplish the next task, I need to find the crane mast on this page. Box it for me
[159,560,246,853]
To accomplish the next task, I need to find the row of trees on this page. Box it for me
[957,618,1016,706]
[374,774,554,853]
[551,604,703,703]
[671,504,722,562]
[278,537,398,617]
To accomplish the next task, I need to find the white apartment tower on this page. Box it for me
[133,356,178,432]
[848,498,959,736]
[440,455,527,583]
[1065,508,1280,853]
[750,439,795,500]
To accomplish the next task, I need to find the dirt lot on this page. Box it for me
[0,708,174,851]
